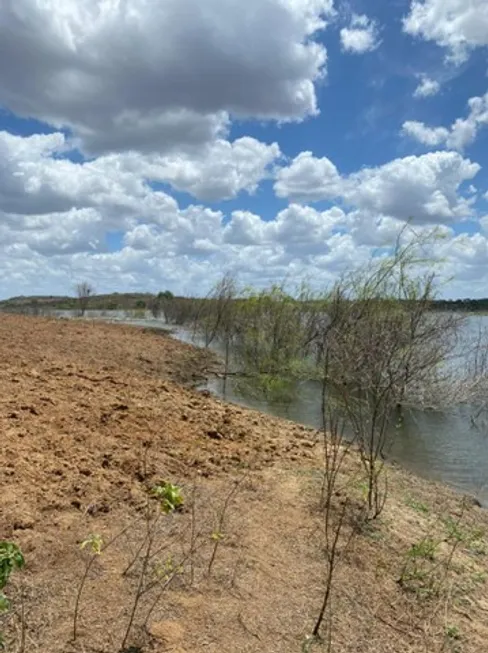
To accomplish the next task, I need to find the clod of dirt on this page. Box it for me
[148,620,185,644]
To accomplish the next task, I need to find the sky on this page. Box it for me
[0,0,487,299]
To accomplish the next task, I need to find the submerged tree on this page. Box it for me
[317,236,464,518]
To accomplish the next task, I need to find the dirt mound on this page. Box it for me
[1,315,488,652]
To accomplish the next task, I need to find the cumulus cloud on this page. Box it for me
[0,0,335,155]
[0,128,366,297]
[0,129,486,299]
[132,138,282,202]
[0,131,155,221]
[402,121,450,147]
[275,150,480,224]
[0,130,282,222]
[432,233,488,293]
[346,152,479,223]
[340,14,381,54]
[274,152,342,202]
[402,91,488,150]
[414,75,441,98]
[223,204,347,254]
[403,0,488,63]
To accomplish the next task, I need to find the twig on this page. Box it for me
[207,475,247,577]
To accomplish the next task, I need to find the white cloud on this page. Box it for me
[274,151,342,202]
[346,152,479,223]
[132,138,282,202]
[340,14,380,54]
[0,0,335,155]
[402,121,450,146]
[403,0,488,63]
[402,91,488,150]
[0,129,486,300]
[224,204,347,254]
[0,128,359,296]
[275,150,480,224]
[348,214,408,247]
[414,75,441,98]
[0,130,282,220]
[432,233,488,290]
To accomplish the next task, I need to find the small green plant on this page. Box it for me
[442,516,486,555]
[120,482,184,650]
[152,555,184,583]
[80,533,104,556]
[405,497,429,514]
[445,624,461,640]
[470,540,487,556]
[0,541,25,650]
[398,536,442,597]
[73,534,104,642]
[471,570,487,584]
[442,516,467,543]
[151,482,184,513]
[407,537,437,561]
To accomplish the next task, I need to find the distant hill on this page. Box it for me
[0,292,157,312]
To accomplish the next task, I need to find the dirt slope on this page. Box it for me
[1,315,488,653]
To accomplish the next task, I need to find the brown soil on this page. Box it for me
[1,314,488,653]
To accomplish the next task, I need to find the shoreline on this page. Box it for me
[2,314,488,652]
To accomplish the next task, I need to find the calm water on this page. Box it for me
[51,310,488,506]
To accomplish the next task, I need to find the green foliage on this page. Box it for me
[399,535,443,597]
[445,624,461,640]
[151,482,184,513]
[407,538,437,561]
[405,497,430,514]
[152,555,183,582]
[80,534,104,556]
[0,542,24,591]
[441,517,485,553]
[193,278,325,403]
[0,541,25,649]
[399,509,476,600]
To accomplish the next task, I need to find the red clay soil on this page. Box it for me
[1,314,488,653]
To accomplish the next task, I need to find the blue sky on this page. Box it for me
[0,0,487,299]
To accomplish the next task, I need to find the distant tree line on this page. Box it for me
[431,298,488,312]
[2,290,488,317]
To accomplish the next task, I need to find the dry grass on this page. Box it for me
[1,314,488,652]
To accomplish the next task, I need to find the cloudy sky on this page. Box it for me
[0,0,487,299]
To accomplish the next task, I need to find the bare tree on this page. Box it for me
[76,281,95,317]
[317,241,463,519]
[309,288,365,648]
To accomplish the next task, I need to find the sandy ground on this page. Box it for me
[1,314,488,653]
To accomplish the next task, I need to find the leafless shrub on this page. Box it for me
[317,239,464,519]
[76,281,95,317]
